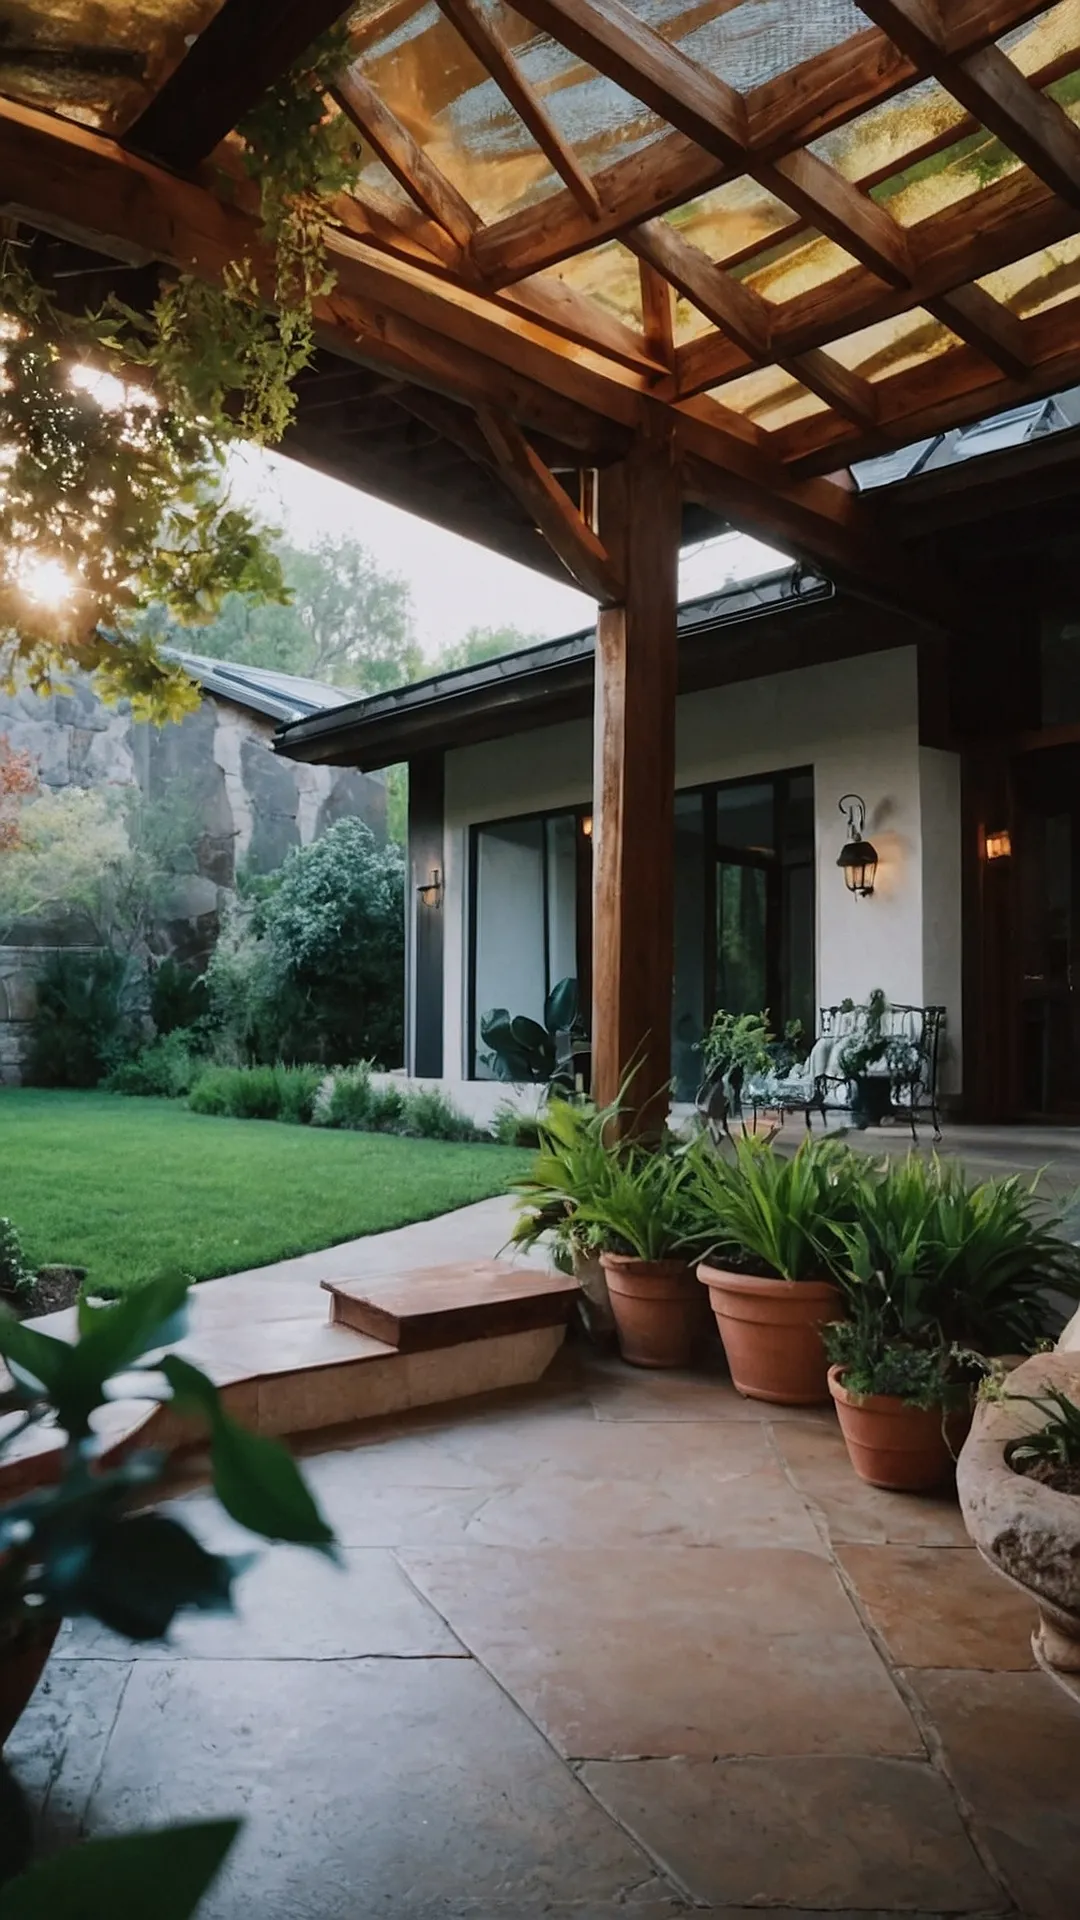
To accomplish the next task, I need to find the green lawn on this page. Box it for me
[0,1090,529,1293]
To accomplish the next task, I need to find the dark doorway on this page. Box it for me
[1015,744,1080,1115]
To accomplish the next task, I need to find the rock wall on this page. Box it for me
[0,673,386,1077]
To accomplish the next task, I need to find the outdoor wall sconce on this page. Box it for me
[416,868,443,908]
[837,794,878,898]
[985,828,1012,861]
[581,814,593,838]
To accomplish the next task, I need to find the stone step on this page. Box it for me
[322,1260,579,1353]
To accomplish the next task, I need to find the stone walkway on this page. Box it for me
[11,1342,1080,1918]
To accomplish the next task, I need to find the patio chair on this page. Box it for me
[741,1002,946,1144]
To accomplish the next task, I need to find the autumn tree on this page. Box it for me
[0,735,36,853]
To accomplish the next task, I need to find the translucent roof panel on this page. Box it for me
[673,293,719,348]
[823,308,963,382]
[546,239,644,334]
[348,2,666,227]
[809,75,970,185]
[978,234,1080,317]
[710,366,827,430]
[870,127,1025,228]
[651,0,872,92]
[0,0,222,133]
[664,178,798,267]
[998,0,1080,74]
[740,231,862,307]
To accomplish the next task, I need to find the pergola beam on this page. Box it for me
[124,0,354,170]
[476,409,624,602]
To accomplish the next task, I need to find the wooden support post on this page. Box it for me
[591,418,681,1131]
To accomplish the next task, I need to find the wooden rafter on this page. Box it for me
[475,407,624,601]
[332,70,481,249]
[638,259,674,370]
[124,0,354,169]
[926,285,1030,378]
[435,0,602,217]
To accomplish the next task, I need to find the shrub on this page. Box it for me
[366,1082,407,1132]
[0,1215,32,1299]
[149,957,206,1034]
[492,1101,541,1149]
[26,948,144,1087]
[204,820,405,1067]
[320,1063,374,1130]
[399,1087,481,1142]
[188,1063,323,1123]
[103,1027,204,1099]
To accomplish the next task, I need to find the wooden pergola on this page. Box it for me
[4,0,1080,1115]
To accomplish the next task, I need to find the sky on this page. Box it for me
[231,445,787,665]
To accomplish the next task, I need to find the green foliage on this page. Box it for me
[27,948,143,1088]
[0,1271,335,1654]
[480,976,586,1088]
[823,1314,954,1409]
[398,1087,481,1141]
[685,1133,865,1280]
[1004,1387,1080,1473]
[0,254,289,721]
[510,1096,692,1263]
[319,1061,375,1130]
[188,1064,323,1124]
[0,1819,241,1919]
[429,624,546,673]
[205,820,405,1067]
[699,1008,775,1079]
[492,1101,542,1149]
[104,1029,204,1100]
[834,1153,1080,1356]
[142,535,420,693]
[150,958,206,1035]
[0,1217,32,1299]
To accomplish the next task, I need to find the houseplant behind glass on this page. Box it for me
[689,1134,865,1404]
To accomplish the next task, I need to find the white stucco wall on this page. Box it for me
[435,645,963,1093]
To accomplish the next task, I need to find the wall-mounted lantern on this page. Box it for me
[581,814,593,838]
[416,867,443,909]
[837,794,878,898]
[984,828,1012,862]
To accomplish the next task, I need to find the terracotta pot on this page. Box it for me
[697,1264,840,1405]
[572,1248,617,1344]
[1,1619,59,1747]
[600,1255,705,1369]
[828,1366,968,1492]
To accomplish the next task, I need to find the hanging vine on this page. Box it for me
[0,24,360,720]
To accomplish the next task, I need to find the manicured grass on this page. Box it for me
[0,1090,529,1294]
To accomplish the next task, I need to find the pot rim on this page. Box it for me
[827,1363,948,1416]
[600,1252,692,1277]
[697,1263,839,1298]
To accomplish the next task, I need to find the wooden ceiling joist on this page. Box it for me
[435,0,602,218]
[332,70,481,250]
[638,259,675,370]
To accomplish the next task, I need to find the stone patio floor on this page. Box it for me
[9,1148,1080,1919]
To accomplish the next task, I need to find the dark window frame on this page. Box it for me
[467,768,815,1078]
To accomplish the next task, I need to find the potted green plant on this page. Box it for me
[571,1144,708,1368]
[480,977,589,1095]
[508,1095,618,1338]
[0,1271,334,1754]
[825,1155,1080,1490]
[689,1134,865,1404]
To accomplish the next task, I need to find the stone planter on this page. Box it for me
[697,1265,840,1405]
[957,1350,1080,1678]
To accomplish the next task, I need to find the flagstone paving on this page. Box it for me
[9,1339,1079,1918]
